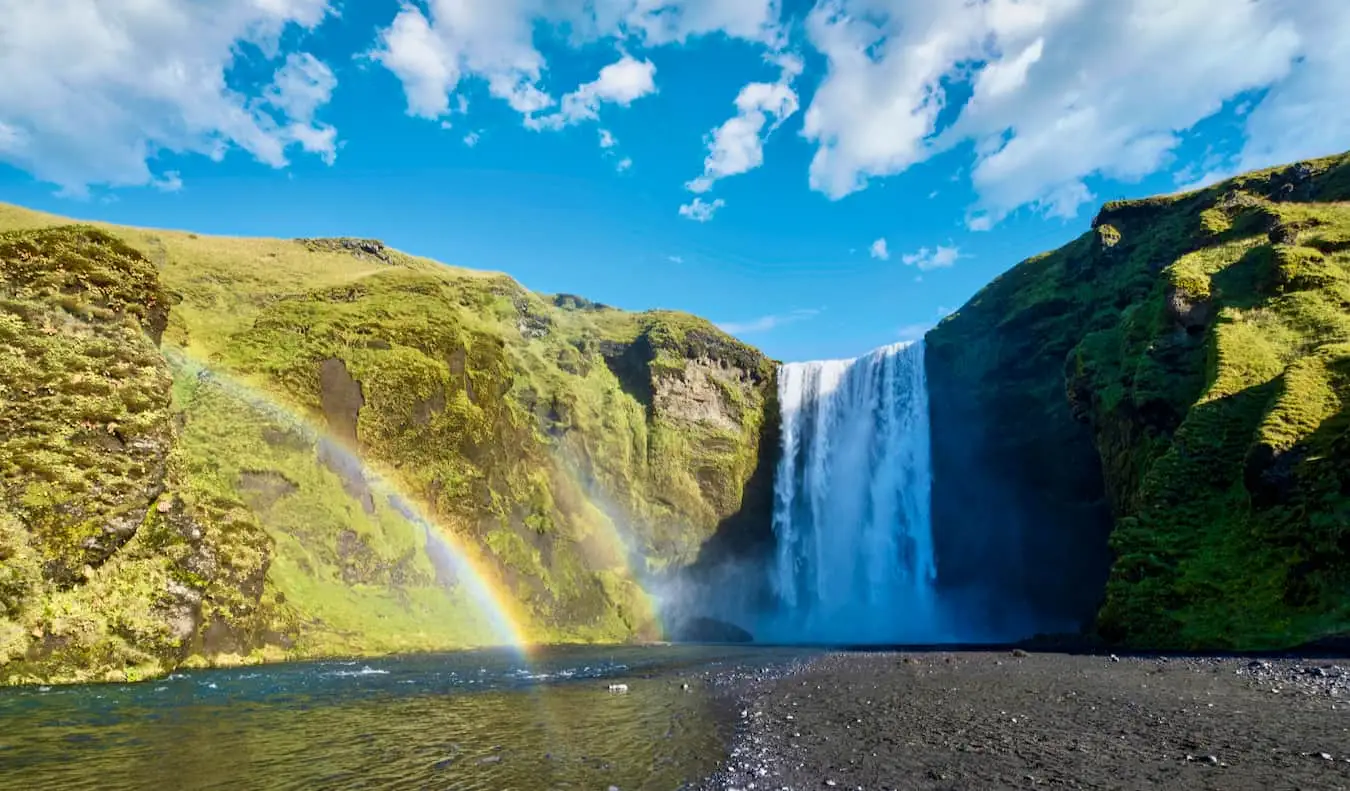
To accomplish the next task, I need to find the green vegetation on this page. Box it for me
[930,152,1350,650]
[0,208,776,684]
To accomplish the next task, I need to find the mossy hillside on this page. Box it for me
[0,226,276,683]
[0,205,776,681]
[930,152,1350,650]
[168,356,516,657]
[212,269,655,638]
[209,267,774,635]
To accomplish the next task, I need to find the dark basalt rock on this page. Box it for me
[1164,284,1214,334]
[668,616,754,643]
[296,237,395,264]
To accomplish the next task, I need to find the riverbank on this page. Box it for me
[697,650,1350,791]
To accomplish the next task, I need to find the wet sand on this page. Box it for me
[698,651,1350,791]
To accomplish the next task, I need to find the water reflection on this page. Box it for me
[0,646,796,791]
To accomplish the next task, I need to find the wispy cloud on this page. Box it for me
[668,254,684,264]
[901,245,961,270]
[897,322,932,342]
[717,308,820,335]
[679,196,725,222]
[685,53,803,195]
[869,237,890,260]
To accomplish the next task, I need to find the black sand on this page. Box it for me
[698,651,1350,791]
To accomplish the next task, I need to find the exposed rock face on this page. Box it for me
[1163,284,1213,333]
[928,151,1350,650]
[653,359,746,431]
[318,357,364,444]
[295,237,396,264]
[237,471,299,511]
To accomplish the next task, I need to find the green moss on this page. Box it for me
[931,150,1350,650]
[0,227,175,580]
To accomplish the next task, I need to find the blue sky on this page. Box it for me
[1,1,1347,362]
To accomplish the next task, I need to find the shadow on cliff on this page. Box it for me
[659,387,782,642]
[1237,356,1350,642]
[924,337,1116,643]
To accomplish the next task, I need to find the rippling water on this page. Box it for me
[0,645,805,790]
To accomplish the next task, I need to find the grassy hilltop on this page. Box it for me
[929,152,1350,650]
[0,206,776,684]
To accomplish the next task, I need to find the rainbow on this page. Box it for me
[563,463,662,634]
[166,347,533,653]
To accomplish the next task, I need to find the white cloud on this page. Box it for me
[668,255,684,264]
[374,1,775,131]
[1223,4,1350,178]
[622,0,783,46]
[868,237,889,260]
[717,308,819,335]
[686,53,802,194]
[901,245,961,271]
[372,0,551,121]
[678,196,725,222]
[0,0,337,195]
[596,128,634,169]
[966,214,994,232]
[537,55,657,129]
[463,130,481,147]
[0,121,22,153]
[265,53,340,164]
[153,171,184,193]
[799,0,1336,227]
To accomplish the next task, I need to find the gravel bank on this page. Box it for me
[698,650,1350,791]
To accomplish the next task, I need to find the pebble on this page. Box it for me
[696,652,1348,791]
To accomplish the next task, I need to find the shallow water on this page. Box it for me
[0,645,806,790]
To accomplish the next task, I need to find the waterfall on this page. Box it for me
[767,340,939,643]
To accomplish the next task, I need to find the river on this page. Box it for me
[0,645,809,790]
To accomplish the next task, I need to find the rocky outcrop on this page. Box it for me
[295,237,397,264]
[928,151,1350,650]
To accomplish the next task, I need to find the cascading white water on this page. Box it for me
[767,340,940,643]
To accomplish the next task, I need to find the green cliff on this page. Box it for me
[929,152,1350,650]
[0,207,776,684]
